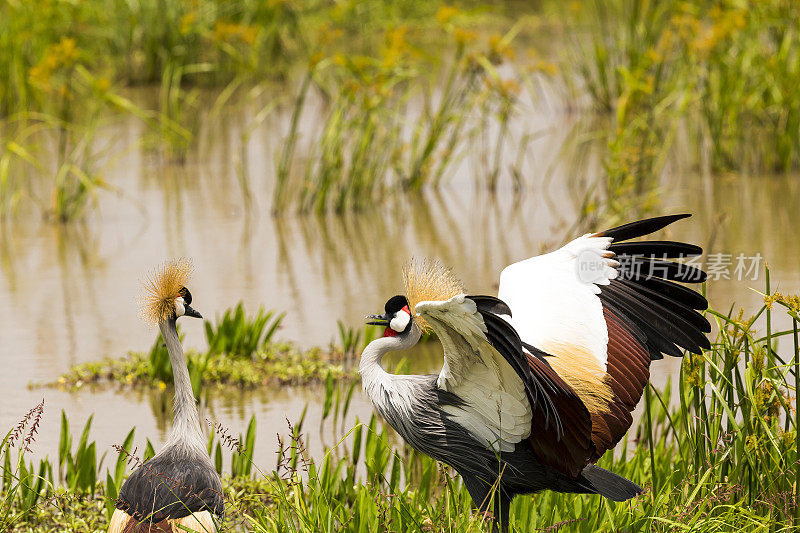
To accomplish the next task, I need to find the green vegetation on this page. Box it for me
[9,275,800,531]
[205,303,285,359]
[53,340,350,391]
[1,0,798,222]
[560,0,800,224]
[272,13,536,213]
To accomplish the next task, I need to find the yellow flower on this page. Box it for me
[308,51,324,68]
[487,33,515,63]
[381,26,409,69]
[29,36,81,90]
[179,12,196,35]
[535,60,558,76]
[213,20,259,46]
[317,24,343,48]
[646,47,662,63]
[436,5,459,25]
[94,77,111,92]
[780,430,796,450]
[453,28,477,47]
[683,355,704,387]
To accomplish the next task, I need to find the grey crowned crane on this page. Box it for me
[359,214,710,532]
[109,260,223,533]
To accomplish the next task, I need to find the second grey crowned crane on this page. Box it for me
[359,215,710,532]
[109,259,223,533]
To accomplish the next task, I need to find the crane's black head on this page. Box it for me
[174,286,202,320]
[366,295,412,337]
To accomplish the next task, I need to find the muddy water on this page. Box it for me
[0,86,798,469]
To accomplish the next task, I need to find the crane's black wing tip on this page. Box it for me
[596,213,691,242]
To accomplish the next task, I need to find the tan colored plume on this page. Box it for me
[403,258,464,332]
[139,258,193,325]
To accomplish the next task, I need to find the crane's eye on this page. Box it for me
[390,306,411,332]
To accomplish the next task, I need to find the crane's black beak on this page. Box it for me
[184,304,203,319]
[366,313,389,326]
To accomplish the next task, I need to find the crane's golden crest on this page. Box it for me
[403,258,464,332]
[139,259,193,325]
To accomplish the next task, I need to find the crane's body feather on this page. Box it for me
[116,443,223,524]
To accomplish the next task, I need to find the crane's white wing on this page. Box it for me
[497,214,711,458]
[499,234,616,371]
[416,295,532,452]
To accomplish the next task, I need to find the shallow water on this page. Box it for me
[1,82,798,470]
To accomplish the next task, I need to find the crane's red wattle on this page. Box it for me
[383,327,398,338]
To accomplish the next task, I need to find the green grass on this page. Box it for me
[9,273,800,531]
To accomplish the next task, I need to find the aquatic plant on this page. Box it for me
[562,0,800,174]
[205,303,285,360]
[57,412,99,496]
[272,17,528,213]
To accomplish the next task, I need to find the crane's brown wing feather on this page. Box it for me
[588,215,710,458]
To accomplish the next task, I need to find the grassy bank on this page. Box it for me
[5,274,800,531]
[50,342,352,391]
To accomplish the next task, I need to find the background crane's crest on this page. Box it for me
[403,258,463,332]
[139,258,193,325]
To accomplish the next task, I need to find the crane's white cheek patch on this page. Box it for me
[390,310,410,332]
[174,298,186,317]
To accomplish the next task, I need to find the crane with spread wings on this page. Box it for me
[359,214,710,532]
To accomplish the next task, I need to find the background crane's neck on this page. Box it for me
[159,318,205,453]
[359,325,422,411]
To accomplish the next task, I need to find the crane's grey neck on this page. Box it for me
[159,318,205,454]
[359,325,422,413]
